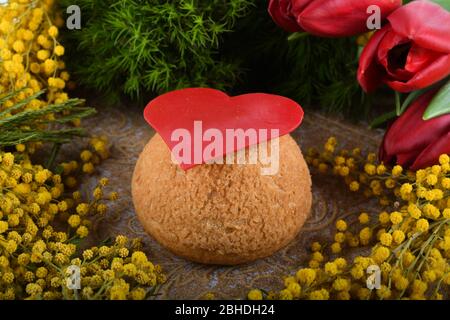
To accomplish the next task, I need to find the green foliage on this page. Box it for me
[278,36,367,116]
[0,90,96,147]
[60,0,255,101]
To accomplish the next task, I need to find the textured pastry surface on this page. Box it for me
[132,134,312,265]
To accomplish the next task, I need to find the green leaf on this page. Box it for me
[423,80,450,120]
[429,0,450,11]
[399,87,431,115]
[370,110,397,129]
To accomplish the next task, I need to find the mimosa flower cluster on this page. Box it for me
[0,149,166,300]
[0,0,70,99]
[0,0,95,150]
[0,1,165,300]
[249,137,450,300]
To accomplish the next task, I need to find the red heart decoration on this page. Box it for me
[144,88,304,170]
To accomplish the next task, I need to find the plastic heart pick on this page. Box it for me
[143,88,304,170]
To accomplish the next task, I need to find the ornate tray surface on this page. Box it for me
[64,105,385,299]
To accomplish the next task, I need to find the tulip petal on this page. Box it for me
[405,45,442,74]
[298,0,402,37]
[377,31,412,81]
[382,89,450,158]
[380,123,421,167]
[291,0,315,16]
[411,132,450,170]
[396,150,422,168]
[386,53,450,92]
[357,26,390,92]
[387,0,450,54]
[268,0,303,32]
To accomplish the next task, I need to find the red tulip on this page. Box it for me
[268,0,305,32]
[380,89,450,170]
[358,1,450,93]
[268,0,402,37]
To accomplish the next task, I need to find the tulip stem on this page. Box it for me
[287,32,309,42]
[395,92,402,116]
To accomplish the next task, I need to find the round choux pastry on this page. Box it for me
[132,133,312,265]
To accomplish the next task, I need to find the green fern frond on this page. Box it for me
[60,0,255,101]
[0,90,96,147]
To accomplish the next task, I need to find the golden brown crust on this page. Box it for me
[131,134,312,265]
